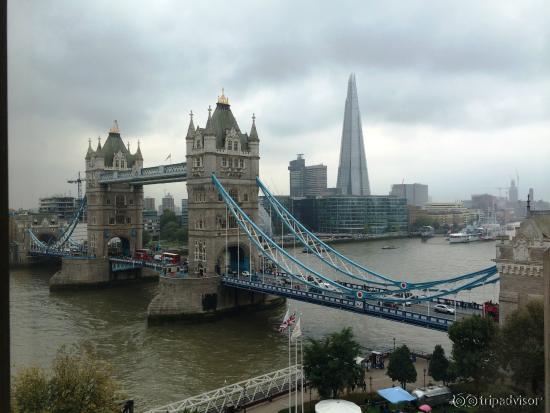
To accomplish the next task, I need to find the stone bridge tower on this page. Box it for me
[148,92,283,321]
[84,121,144,258]
[186,91,260,277]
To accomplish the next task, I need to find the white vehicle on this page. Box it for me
[241,271,250,276]
[434,304,455,315]
[153,254,162,262]
[392,293,412,306]
[412,386,452,406]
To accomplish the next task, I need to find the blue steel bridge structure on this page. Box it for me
[27,167,499,332]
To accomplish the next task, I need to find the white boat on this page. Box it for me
[449,232,479,243]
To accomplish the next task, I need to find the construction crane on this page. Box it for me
[67,172,86,200]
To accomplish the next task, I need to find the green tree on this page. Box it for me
[386,345,417,389]
[428,345,450,385]
[500,300,544,395]
[303,327,363,399]
[142,230,151,246]
[161,221,180,241]
[448,315,499,387]
[160,209,179,230]
[12,349,121,413]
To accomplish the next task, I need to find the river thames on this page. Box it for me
[10,236,498,410]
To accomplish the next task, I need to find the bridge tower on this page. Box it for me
[84,121,144,258]
[186,91,260,277]
[148,92,282,321]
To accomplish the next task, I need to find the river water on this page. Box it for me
[10,236,498,411]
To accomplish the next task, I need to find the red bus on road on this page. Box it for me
[134,249,152,261]
[162,252,181,264]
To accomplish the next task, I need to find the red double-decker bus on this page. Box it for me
[134,248,152,261]
[484,301,499,322]
[161,252,181,264]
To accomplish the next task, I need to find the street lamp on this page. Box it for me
[423,368,426,387]
[393,337,396,350]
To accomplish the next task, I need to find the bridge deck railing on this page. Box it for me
[145,365,302,413]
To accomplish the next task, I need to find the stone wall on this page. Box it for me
[496,212,550,324]
[49,257,110,290]
[147,276,284,322]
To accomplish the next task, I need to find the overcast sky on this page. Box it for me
[8,0,550,208]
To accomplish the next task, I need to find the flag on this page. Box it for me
[291,318,302,341]
[279,310,296,332]
[165,154,172,161]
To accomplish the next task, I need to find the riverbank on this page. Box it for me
[248,358,439,413]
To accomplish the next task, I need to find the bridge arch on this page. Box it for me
[106,236,131,258]
[215,243,252,275]
[36,232,58,245]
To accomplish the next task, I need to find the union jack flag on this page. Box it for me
[279,309,296,332]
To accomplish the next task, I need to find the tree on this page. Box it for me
[160,209,179,230]
[448,315,499,387]
[161,221,180,241]
[386,345,417,389]
[142,230,151,246]
[11,348,121,413]
[499,300,544,395]
[428,345,450,385]
[303,327,363,399]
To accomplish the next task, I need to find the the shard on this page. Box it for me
[336,73,371,196]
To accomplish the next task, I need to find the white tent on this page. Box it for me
[315,399,361,413]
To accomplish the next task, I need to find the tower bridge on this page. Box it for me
[22,91,504,329]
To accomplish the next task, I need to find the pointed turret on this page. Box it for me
[204,105,215,135]
[249,113,259,142]
[96,136,102,152]
[135,140,143,161]
[85,138,95,159]
[186,110,195,140]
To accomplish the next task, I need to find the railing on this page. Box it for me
[99,162,187,184]
[145,365,302,413]
[222,276,459,332]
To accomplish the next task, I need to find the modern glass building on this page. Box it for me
[293,196,408,235]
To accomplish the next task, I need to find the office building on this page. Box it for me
[509,179,518,203]
[390,183,429,207]
[144,197,156,211]
[161,193,175,214]
[336,74,371,196]
[288,154,328,198]
[38,196,76,220]
[291,196,407,235]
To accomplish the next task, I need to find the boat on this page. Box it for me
[420,226,434,240]
[381,245,397,250]
[449,232,472,244]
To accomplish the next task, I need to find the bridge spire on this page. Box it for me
[135,140,143,160]
[249,113,259,142]
[186,110,195,139]
[109,120,120,134]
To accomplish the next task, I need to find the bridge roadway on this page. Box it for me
[221,272,484,332]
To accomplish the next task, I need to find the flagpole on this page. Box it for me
[301,336,304,413]
[288,318,291,413]
[295,336,298,413]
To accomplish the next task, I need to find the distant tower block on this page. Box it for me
[336,74,371,196]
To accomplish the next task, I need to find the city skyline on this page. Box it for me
[8,1,550,208]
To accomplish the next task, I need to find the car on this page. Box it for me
[433,304,455,315]
[392,293,412,306]
[241,271,250,276]
[378,301,398,309]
